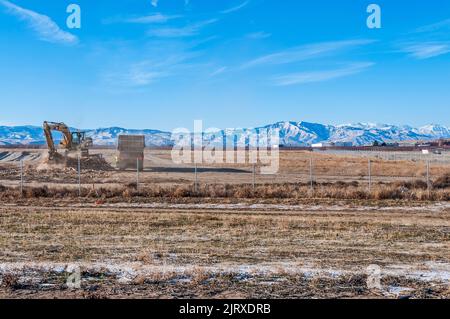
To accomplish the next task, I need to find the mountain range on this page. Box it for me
[0,122,449,147]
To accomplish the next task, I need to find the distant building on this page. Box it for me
[312,141,352,148]
[398,141,418,147]
[311,142,333,148]
[333,141,353,147]
[383,142,400,147]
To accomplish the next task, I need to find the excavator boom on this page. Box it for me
[43,122,56,156]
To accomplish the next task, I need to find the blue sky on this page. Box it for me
[0,0,449,130]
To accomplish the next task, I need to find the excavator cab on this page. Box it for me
[72,131,93,157]
[72,132,83,146]
[72,131,92,147]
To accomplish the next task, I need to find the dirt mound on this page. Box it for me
[65,155,114,171]
[39,154,114,171]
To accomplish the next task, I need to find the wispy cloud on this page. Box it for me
[0,0,77,45]
[273,62,374,86]
[113,13,181,25]
[106,66,167,87]
[128,13,181,24]
[401,42,450,59]
[151,0,159,8]
[210,66,227,77]
[414,18,450,33]
[246,31,272,39]
[126,68,167,86]
[243,39,375,68]
[147,19,218,38]
[395,18,450,60]
[221,1,249,14]
[105,52,201,87]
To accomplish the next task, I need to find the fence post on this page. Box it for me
[252,164,256,191]
[426,160,431,197]
[77,154,81,197]
[194,164,198,193]
[20,160,24,197]
[368,159,372,193]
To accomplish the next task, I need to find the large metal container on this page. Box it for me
[117,135,145,170]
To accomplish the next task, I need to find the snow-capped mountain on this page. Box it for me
[260,122,450,146]
[86,127,172,147]
[0,126,46,145]
[418,124,450,137]
[0,122,449,147]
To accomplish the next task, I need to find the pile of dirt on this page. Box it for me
[40,154,114,171]
[65,155,114,171]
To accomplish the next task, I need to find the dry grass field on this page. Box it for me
[0,203,449,299]
[0,148,449,298]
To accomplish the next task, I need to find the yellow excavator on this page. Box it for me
[43,121,93,160]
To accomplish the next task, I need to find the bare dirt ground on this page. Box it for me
[0,148,449,298]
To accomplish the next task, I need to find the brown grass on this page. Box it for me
[0,205,448,298]
[1,274,19,290]
[278,151,450,177]
[433,173,450,189]
[1,176,449,202]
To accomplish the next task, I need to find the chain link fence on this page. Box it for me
[2,149,449,198]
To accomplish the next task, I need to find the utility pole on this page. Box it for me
[309,156,314,192]
[368,159,372,193]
